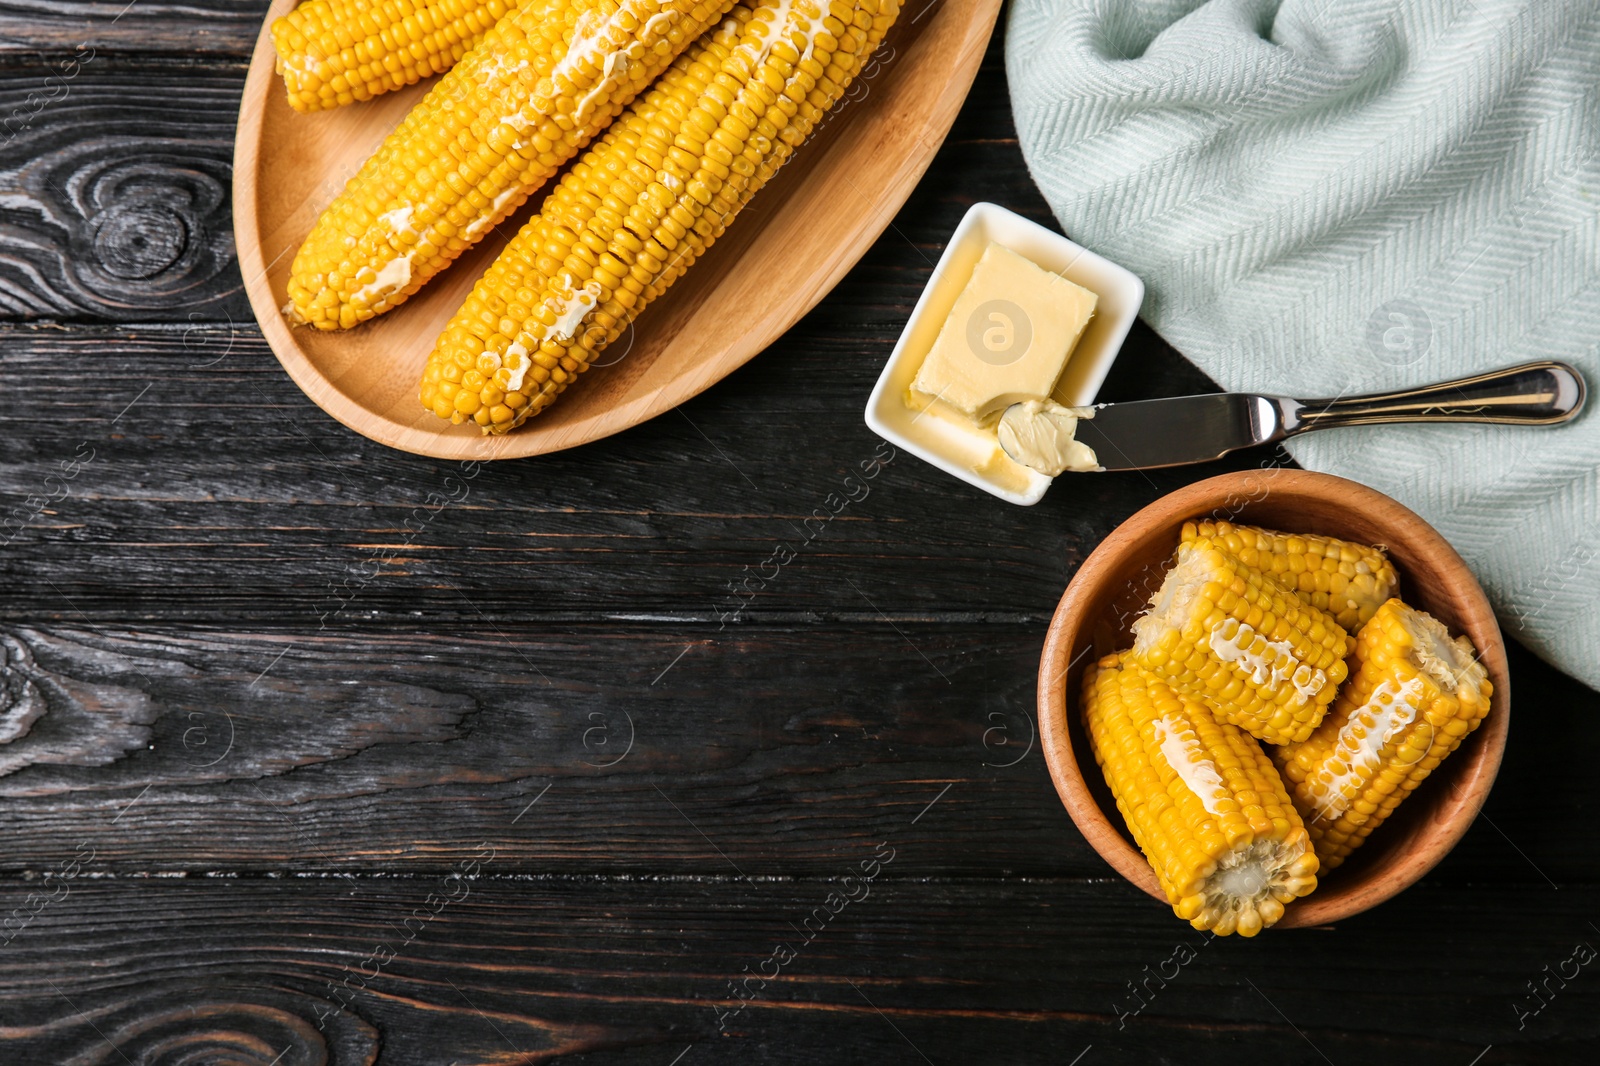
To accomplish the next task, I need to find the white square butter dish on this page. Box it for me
[864,203,1144,505]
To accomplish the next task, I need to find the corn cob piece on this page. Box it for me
[1275,598,1492,869]
[419,0,903,432]
[1182,520,1399,632]
[272,0,515,113]
[1082,654,1318,936]
[286,0,739,330]
[1130,539,1350,746]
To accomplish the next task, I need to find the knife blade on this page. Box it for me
[1069,393,1287,471]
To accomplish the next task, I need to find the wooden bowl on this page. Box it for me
[233,0,1005,459]
[1037,469,1510,928]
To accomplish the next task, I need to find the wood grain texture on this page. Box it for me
[0,322,1234,624]
[0,57,244,322]
[0,624,1586,886]
[5,878,1600,1065]
[0,621,1166,877]
[0,0,268,55]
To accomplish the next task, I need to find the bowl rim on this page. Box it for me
[1036,468,1510,928]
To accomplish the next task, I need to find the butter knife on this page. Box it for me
[1054,360,1586,472]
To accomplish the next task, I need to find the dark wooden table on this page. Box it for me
[3,3,1598,1063]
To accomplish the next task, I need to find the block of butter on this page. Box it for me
[910,242,1098,422]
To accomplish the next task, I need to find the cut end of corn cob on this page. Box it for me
[1082,655,1318,936]
[420,0,904,432]
[287,0,739,331]
[1182,520,1399,631]
[1276,598,1492,868]
[271,0,513,113]
[1400,602,1490,696]
[1130,540,1350,746]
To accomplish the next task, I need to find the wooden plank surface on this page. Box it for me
[1,5,1597,1064]
[0,56,245,322]
[0,624,1587,884]
[0,321,1229,623]
[0,0,268,54]
[4,879,1599,1064]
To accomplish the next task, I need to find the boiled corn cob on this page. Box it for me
[272,0,514,112]
[1130,539,1350,746]
[1082,654,1318,936]
[419,0,903,432]
[1183,520,1398,632]
[286,0,739,330]
[1275,598,1492,869]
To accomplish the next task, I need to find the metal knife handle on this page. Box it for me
[1286,360,1587,433]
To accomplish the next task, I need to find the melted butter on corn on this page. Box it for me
[460,186,525,243]
[278,50,326,83]
[350,255,415,311]
[741,0,829,65]
[551,284,603,339]
[560,16,646,125]
[1208,618,1327,706]
[1313,676,1425,821]
[1275,598,1492,868]
[379,206,417,238]
[503,341,532,391]
[1151,716,1226,816]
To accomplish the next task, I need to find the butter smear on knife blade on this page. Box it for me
[903,241,1099,486]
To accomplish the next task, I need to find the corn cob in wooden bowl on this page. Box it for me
[1037,469,1509,933]
[234,0,1007,458]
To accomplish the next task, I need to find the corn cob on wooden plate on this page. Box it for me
[1037,470,1510,928]
[233,0,1004,458]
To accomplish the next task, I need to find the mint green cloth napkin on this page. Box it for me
[1007,0,1600,688]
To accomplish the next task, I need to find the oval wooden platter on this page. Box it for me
[233,0,1005,459]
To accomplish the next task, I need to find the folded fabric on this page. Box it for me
[1007,0,1600,688]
